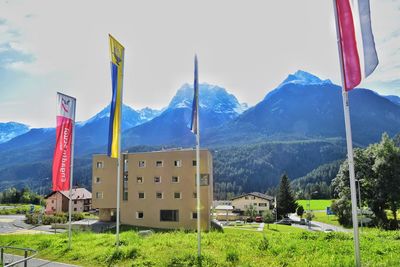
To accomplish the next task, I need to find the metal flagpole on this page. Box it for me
[68,97,76,250]
[333,1,361,266]
[116,47,125,248]
[357,179,363,230]
[196,68,201,259]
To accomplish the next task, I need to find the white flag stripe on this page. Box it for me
[358,0,379,77]
[57,93,76,120]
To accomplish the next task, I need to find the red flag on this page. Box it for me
[52,93,76,191]
[336,0,361,91]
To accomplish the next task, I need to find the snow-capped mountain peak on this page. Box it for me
[0,122,30,144]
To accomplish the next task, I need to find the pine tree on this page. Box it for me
[277,174,298,218]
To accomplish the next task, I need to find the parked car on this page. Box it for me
[255,216,263,223]
[299,218,306,225]
[235,220,244,226]
[246,217,254,223]
[276,218,293,225]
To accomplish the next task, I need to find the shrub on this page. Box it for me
[331,198,352,227]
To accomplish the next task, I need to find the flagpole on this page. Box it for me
[68,97,76,250]
[115,47,125,248]
[195,65,201,260]
[333,1,361,266]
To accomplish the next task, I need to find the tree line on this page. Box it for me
[0,187,43,205]
[332,133,400,229]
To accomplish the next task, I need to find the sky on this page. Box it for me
[0,0,399,128]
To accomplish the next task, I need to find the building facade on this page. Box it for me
[92,149,213,231]
[45,188,92,214]
[231,192,274,215]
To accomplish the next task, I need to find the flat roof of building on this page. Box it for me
[92,147,210,156]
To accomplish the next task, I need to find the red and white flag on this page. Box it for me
[335,0,379,91]
[52,93,76,191]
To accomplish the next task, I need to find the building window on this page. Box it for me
[191,212,198,219]
[123,155,128,173]
[192,160,197,166]
[95,177,101,183]
[156,160,163,167]
[174,160,182,167]
[193,192,197,198]
[136,177,143,184]
[195,174,210,186]
[174,192,181,199]
[156,192,163,199]
[52,200,54,204]
[172,176,179,183]
[136,211,144,219]
[154,176,161,183]
[139,160,146,168]
[123,175,128,201]
[74,208,77,211]
[96,192,103,199]
[245,196,249,200]
[73,200,77,204]
[138,192,145,199]
[96,162,104,168]
[259,203,267,207]
[160,210,179,222]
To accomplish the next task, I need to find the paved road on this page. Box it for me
[0,215,25,234]
[3,253,81,267]
[0,215,66,234]
[289,214,350,233]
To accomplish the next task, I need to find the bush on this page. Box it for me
[305,212,315,222]
[296,205,305,218]
[331,198,352,227]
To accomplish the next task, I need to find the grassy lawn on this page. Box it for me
[297,199,333,211]
[263,224,305,233]
[0,204,42,215]
[1,228,399,266]
[312,211,342,227]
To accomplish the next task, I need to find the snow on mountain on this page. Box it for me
[78,104,161,129]
[0,122,30,144]
[168,83,246,117]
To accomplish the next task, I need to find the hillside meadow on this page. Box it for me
[1,227,399,266]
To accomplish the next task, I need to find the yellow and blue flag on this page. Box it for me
[108,34,124,158]
[190,55,198,135]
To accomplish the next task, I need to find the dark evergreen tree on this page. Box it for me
[276,174,298,218]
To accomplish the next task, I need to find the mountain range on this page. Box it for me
[0,122,30,144]
[1,70,399,195]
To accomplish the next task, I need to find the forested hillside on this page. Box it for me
[212,139,346,199]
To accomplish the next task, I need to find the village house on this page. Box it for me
[231,192,274,215]
[45,188,92,214]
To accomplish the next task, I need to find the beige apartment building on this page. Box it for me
[92,149,213,231]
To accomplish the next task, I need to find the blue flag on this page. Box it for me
[190,55,198,134]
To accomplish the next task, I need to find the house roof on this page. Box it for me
[45,188,92,200]
[230,192,274,201]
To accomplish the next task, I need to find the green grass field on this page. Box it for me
[0,204,42,215]
[312,211,342,227]
[297,199,333,211]
[1,228,399,266]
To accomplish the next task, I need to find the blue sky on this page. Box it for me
[0,0,399,127]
